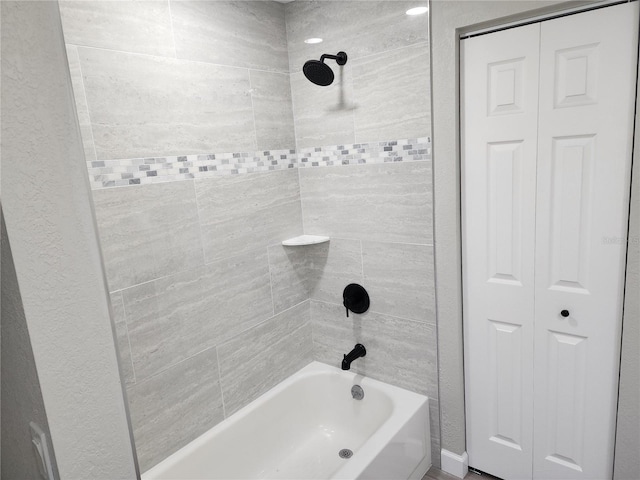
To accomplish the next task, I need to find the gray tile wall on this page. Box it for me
[195,169,303,263]
[61,0,439,472]
[299,161,433,244]
[267,227,440,463]
[92,170,311,472]
[60,5,306,466]
[285,1,431,148]
[79,46,257,159]
[60,0,295,160]
[96,162,439,472]
[282,179,440,464]
[263,164,439,465]
[284,3,439,464]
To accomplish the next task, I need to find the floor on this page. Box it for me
[423,467,501,480]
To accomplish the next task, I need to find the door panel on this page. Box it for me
[488,320,524,450]
[548,135,594,294]
[488,141,525,284]
[544,330,588,473]
[462,23,540,480]
[534,4,639,479]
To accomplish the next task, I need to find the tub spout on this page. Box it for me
[342,344,366,370]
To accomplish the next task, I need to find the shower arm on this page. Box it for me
[319,52,348,66]
[319,54,339,63]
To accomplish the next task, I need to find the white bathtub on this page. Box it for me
[142,361,431,480]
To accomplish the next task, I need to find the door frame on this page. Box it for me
[459,2,638,477]
[429,0,640,477]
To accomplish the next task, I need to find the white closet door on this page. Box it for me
[461,24,540,480]
[533,3,639,479]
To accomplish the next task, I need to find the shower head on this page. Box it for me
[303,51,348,86]
[303,60,335,86]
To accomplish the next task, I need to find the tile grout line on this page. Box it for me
[311,298,438,327]
[191,178,208,268]
[297,166,306,235]
[215,347,227,419]
[108,242,282,295]
[351,65,359,145]
[71,44,99,162]
[247,68,260,152]
[266,246,277,318]
[133,299,312,386]
[108,237,435,297]
[283,11,300,155]
[166,0,178,59]
[308,300,316,361]
[133,344,218,387]
[217,299,311,352]
[118,292,137,386]
[70,42,290,76]
[289,40,432,75]
[359,239,365,283]
[287,4,304,232]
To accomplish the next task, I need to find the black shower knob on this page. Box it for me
[343,283,369,317]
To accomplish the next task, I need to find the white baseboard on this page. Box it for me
[440,449,469,479]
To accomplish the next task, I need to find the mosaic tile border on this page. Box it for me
[87,137,431,189]
[297,137,431,168]
[86,148,297,189]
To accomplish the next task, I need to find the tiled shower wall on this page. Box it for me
[284,1,440,466]
[61,0,295,161]
[60,0,438,471]
[60,1,309,471]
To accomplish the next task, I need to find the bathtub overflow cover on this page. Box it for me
[339,449,353,459]
[351,385,364,400]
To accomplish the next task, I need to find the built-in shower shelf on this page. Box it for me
[282,235,330,246]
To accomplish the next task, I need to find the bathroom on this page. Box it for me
[1,1,638,479]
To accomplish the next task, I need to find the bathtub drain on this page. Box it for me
[339,449,353,459]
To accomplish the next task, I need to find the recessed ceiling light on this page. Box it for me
[406,6,428,15]
[304,37,323,44]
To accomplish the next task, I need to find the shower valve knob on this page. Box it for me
[561,310,570,317]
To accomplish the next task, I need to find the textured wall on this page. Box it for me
[614,45,640,479]
[285,0,439,466]
[0,1,138,478]
[1,214,60,480]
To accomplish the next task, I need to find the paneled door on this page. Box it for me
[461,23,541,480]
[533,5,638,479]
[462,3,638,480]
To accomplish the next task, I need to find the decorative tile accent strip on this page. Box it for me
[86,148,297,189]
[297,137,431,168]
[87,137,431,189]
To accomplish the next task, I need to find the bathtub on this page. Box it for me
[142,361,431,480]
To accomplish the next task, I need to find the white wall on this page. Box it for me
[1,2,138,478]
[613,42,640,479]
